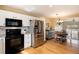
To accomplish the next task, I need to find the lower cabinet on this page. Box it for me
[0,38,5,54]
[24,34,31,48]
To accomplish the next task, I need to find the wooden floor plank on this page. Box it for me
[20,39,79,54]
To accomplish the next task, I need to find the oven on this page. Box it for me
[5,29,24,54]
[5,35,24,54]
[5,18,24,54]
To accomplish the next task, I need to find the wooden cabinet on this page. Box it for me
[24,34,31,48]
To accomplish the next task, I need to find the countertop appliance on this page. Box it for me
[30,20,44,47]
[5,18,24,54]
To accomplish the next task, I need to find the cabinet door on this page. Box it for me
[0,38,3,54]
[23,17,30,26]
[27,34,31,46]
[0,16,5,26]
[23,20,30,26]
[24,34,31,48]
[24,35,29,48]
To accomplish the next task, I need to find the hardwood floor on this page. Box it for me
[20,39,79,54]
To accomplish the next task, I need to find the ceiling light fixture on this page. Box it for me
[56,13,63,25]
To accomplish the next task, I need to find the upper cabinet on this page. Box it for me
[22,19,30,26]
[22,16,30,26]
[0,16,5,26]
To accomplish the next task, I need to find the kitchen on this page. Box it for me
[0,7,46,54]
[0,5,79,54]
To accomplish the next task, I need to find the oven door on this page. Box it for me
[5,36,24,54]
[6,29,21,36]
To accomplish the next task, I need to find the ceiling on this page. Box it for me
[6,5,79,18]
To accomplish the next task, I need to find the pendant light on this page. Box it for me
[56,13,63,25]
